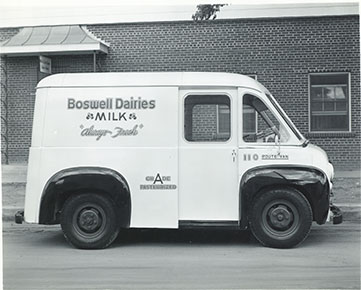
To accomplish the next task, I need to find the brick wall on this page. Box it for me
[0,54,94,163]
[51,55,94,74]
[1,28,19,163]
[0,15,359,169]
[5,57,38,162]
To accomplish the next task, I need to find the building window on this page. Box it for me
[309,73,350,132]
[184,95,231,142]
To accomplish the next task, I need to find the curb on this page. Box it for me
[3,205,360,223]
[2,182,27,186]
[338,205,361,222]
[2,207,24,222]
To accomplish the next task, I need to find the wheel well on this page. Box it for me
[239,166,330,228]
[39,168,131,227]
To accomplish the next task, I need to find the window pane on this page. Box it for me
[310,74,348,85]
[324,102,334,111]
[184,95,230,142]
[243,94,289,143]
[309,73,349,131]
[243,105,256,133]
[192,104,217,141]
[310,87,322,100]
[335,86,346,99]
[324,87,335,100]
[218,105,230,134]
[311,115,348,131]
[311,101,322,111]
[336,101,347,111]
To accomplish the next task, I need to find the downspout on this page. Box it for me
[93,51,96,72]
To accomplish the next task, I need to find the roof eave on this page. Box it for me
[0,42,108,56]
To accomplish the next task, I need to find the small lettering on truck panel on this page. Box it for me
[140,173,177,190]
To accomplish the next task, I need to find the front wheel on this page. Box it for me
[249,188,312,248]
[61,193,120,249]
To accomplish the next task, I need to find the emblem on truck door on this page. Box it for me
[243,154,259,161]
[140,173,177,190]
[243,153,289,161]
[261,153,289,160]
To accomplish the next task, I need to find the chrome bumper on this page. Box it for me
[15,210,24,224]
[328,204,343,224]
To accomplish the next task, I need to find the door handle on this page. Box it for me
[232,150,237,162]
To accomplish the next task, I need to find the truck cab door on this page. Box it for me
[238,89,294,177]
[178,89,239,223]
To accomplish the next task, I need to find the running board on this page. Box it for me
[179,220,239,229]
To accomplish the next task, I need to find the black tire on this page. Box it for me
[249,188,312,248]
[61,193,120,249]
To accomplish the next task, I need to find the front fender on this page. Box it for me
[239,166,330,228]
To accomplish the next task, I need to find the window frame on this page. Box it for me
[184,93,232,143]
[308,72,351,133]
[240,91,302,145]
[242,93,282,144]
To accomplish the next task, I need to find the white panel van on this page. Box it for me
[15,72,342,249]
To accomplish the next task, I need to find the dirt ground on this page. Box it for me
[2,182,26,207]
[332,177,361,204]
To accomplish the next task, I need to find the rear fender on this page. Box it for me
[39,167,131,227]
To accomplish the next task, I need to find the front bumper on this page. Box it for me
[328,204,343,224]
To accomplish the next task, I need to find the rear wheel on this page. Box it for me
[61,193,119,249]
[249,188,312,248]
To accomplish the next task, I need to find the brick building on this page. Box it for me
[0,4,360,169]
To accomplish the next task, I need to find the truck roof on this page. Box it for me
[37,72,268,93]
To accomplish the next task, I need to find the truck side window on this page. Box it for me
[184,95,231,142]
[243,94,289,143]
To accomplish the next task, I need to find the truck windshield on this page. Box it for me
[265,93,306,143]
[243,94,290,143]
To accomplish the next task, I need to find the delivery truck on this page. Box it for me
[15,72,342,249]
